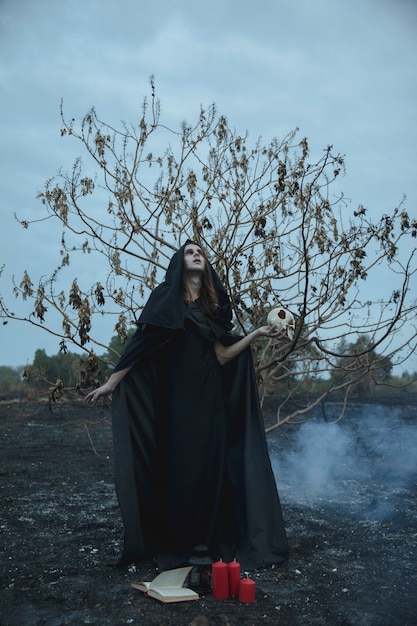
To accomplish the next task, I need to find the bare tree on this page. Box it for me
[2,79,416,428]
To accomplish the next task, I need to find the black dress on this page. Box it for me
[110,244,288,570]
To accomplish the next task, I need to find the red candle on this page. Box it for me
[212,560,229,600]
[238,576,256,603]
[228,559,241,597]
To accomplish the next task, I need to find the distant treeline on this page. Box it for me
[0,333,132,398]
[0,337,416,400]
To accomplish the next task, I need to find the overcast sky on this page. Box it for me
[1,0,416,368]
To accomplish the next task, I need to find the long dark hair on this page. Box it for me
[183,243,219,316]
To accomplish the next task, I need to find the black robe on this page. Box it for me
[111,243,288,570]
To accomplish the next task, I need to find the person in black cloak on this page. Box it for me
[86,240,288,571]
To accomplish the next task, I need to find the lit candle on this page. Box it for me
[212,560,229,600]
[228,559,241,597]
[238,575,256,603]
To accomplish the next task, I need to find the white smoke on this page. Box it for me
[268,403,417,521]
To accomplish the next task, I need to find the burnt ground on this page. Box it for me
[0,395,416,625]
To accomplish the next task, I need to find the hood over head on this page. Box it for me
[137,240,233,332]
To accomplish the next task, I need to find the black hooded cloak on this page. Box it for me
[111,242,288,571]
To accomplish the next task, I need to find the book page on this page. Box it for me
[149,566,192,590]
[131,581,151,592]
[149,587,199,603]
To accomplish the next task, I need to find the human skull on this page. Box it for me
[267,307,295,340]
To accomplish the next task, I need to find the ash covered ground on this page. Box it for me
[1,395,416,625]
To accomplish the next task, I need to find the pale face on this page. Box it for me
[183,244,206,273]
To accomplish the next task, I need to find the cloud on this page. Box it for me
[1,0,416,366]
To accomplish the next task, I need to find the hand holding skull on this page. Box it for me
[267,307,295,340]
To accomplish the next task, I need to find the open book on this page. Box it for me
[131,566,199,603]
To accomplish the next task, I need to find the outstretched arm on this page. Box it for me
[214,325,281,366]
[85,366,132,406]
